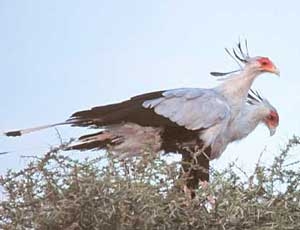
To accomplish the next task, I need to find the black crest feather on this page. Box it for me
[211,40,250,78]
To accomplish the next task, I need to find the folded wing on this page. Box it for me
[143,88,230,131]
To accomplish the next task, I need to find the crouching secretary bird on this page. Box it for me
[4,43,279,194]
[181,89,279,196]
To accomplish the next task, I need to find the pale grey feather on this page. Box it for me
[143,88,230,131]
[209,93,278,159]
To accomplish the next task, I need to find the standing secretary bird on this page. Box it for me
[4,42,279,195]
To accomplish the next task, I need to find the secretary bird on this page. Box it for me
[4,42,279,195]
[182,89,279,195]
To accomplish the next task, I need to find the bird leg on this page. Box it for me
[180,153,197,199]
[199,180,209,190]
[194,146,210,189]
[193,144,210,163]
[180,145,210,199]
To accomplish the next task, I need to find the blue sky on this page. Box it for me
[0,1,299,177]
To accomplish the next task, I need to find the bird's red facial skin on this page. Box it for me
[265,110,279,128]
[257,57,278,74]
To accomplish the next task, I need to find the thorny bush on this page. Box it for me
[0,136,300,230]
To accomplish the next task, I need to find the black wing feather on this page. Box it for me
[69,90,179,128]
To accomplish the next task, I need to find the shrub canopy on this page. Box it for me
[0,136,300,230]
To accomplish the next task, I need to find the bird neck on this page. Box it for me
[217,68,260,116]
[228,104,265,142]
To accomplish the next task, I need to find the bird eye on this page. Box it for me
[258,57,271,66]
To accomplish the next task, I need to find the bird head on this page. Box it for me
[211,41,280,77]
[263,110,279,136]
[248,90,279,136]
[245,56,280,76]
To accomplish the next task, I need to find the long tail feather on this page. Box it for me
[3,121,71,137]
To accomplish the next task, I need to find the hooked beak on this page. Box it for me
[268,65,280,76]
[272,67,280,76]
[269,127,277,136]
[261,63,280,76]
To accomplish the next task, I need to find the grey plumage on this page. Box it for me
[3,42,280,188]
[210,90,279,159]
[143,88,230,130]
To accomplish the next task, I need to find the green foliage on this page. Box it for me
[0,136,300,230]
